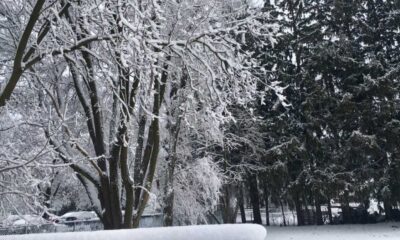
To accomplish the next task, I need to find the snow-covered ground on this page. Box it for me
[239,199,383,226]
[266,222,400,240]
[238,209,298,226]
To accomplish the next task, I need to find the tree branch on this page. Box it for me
[0,0,46,106]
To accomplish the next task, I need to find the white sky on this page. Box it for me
[249,0,265,8]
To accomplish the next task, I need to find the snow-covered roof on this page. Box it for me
[2,215,48,226]
[59,211,98,220]
[3,224,267,240]
[1,215,22,227]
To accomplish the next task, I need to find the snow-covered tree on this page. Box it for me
[0,0,277,229]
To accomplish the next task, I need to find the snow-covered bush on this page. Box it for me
[173,156,223,225]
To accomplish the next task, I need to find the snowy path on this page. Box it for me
[266,223,400,240]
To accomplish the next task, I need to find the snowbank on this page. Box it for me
[2,224,266,240]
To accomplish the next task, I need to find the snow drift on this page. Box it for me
[2,224,267,240]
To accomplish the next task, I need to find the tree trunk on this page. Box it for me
[280,199,287,226]
[264,186,270,226]
[248,174,262,224]
[327,199,333,224]
[238,185,246,223]
[294,192,304,226]
[304,195,311,225]
[265,194,270,226]
[133,111,147,206]
[383,200,393,221]
[163,187,175,226]
[109,145,122,229]
[163,119,181,226]
[342,190,351,224]
[222,184,238,223]
[314,193,323,225]
[121,144,134,228]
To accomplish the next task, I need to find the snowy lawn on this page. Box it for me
[1,224,266,240]
[266,222,400,240]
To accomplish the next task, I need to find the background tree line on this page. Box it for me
[231,0,400,226]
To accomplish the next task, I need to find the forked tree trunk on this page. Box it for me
[132,57,171,228]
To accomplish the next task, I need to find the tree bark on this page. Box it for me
[221,184,238,224]
[238,186,246,223]
[342,190,351,224]
[294,192,304,226]
[327,199,333,224]
[248,174,262,224]
[304,195,311,225]
[264,190,270,226]
[314,193,323,225]
[163,186,175,226]
[279,199,287,226]
[262,181,270,226]
[383,200,393,221]
[163,117,181,226]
